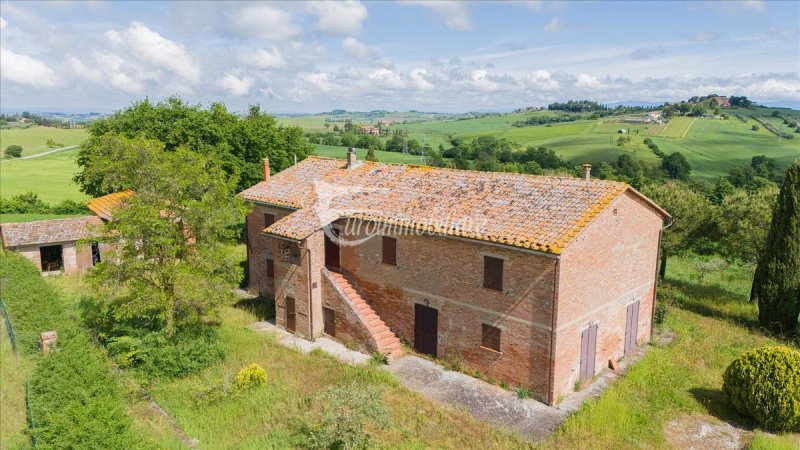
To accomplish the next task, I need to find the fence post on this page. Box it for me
[0,297,17,352]
[25,381,38,449]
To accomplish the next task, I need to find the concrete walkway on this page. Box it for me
[250,321,567,441]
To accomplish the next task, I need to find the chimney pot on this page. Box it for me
[582,163,592,181]
[263,157,270,181]
[346,147,362,170]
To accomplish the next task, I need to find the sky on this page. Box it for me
[1,0,799,114]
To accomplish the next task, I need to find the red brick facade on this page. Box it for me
[245,189,665,404]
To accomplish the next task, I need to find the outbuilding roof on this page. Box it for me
[240,156,669,254]
[0,216,104,248]
[86,190,132,220]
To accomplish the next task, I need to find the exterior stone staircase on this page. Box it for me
[326,270,403,360]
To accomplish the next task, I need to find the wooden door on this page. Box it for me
[285,297,296,333]
[624,300,640,355]
[580,324,598,381]
[414,304,438,357]
[324,228,340,269]
[323,307,335,337]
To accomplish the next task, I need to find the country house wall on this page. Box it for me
[550,190,663,402]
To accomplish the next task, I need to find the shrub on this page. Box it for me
[369,352,388,366]
[236,363,267,389]
[517,386,534,399]
[127,326,225,379]
[5,144,22,158]
[304,383,390,450]
[723,346,800,431]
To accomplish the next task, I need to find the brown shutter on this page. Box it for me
[382,236,397,265]
[481,324,501,352]
[483,256,504,291]
[264,213,275,228]
[266,259,274,278]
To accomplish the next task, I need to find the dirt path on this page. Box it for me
[0,145,78,162]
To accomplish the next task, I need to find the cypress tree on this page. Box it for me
[366,147,377,162]
[752,161,800,333]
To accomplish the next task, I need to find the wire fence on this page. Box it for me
[0,296,39,449]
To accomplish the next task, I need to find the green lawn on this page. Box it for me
[0,148,88,203]
[314,144,432,164]
[0,126,87,157]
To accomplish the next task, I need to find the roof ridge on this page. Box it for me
[1,215,98,226]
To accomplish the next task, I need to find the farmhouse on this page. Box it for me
[241,149,670,403]
[0,191,129,275]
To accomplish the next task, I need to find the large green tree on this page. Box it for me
[641,181,716,278]
[718,184,779,264]
[75,98,313,196]
[752,161,800,333]
[85,135,248,336]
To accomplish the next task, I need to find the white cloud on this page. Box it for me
[522,70,559,91]
[307,1,368,35]
[741,0,766,12]
[0,17,7,30]
[229,4,300,41]
[404,1,473,31]
[238,47,287,69]
[409,68,434,90]
[469,69,499,91]
[218,73,254,96]
[575,73,607,90]
[341,37,373,61]
[544,16,561,33]
[105,22,200,84]
[0,47,60,88]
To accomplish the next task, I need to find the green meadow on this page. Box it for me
[0,126,88,157]
[0,148,89,203]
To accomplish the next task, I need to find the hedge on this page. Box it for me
[0,251,140,449]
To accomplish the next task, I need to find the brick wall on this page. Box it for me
[337,223,557,397]
[550,191,663,402]
[13,241,96,275]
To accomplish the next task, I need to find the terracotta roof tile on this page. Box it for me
[1,216,103,248]
[240,157,667,254]
[86,190,132,220]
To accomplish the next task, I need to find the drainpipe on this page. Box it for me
[300,243,315,341]
[548,258,560,405]
[650,217,673,338]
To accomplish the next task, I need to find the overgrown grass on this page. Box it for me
[542,253,799,449]
[0,320,33,450]
[150,306,530,449]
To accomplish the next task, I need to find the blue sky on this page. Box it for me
[1,0,798,113]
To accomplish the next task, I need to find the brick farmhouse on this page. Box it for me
[0,191,129,275]
[241,150,670,404]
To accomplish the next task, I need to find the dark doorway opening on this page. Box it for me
[40,245,64,272]
[91,242,101,266]
[324,227,340,269]
[323,307,335,337]
[414,303,438,357]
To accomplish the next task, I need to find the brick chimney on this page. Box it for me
[582,163,592,181]
[346,147,362,170]
[263,157,270,181]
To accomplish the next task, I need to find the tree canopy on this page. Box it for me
[75,97,314,196]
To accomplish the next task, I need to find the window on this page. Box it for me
[382,236,397,265]
[266,258,274,278]
[91,242,101,266]
[281,242,301,265]
[483,256,504,291]
[481,324,501,352]
[264,213,275,228]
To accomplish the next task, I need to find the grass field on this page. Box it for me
[0,148,88,203]
[0,320,33,450]
[659,117,696,138]
[0,126,87,157]
[314,144,432,164]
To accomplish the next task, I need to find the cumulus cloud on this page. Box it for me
[341,37,374,61]
[544,16,561,33]
[0,47,60,88]
[238,47,287,69]
[522,70,559,91]
[404,1,473,31]
[105,21,200,84]
[218,73,254,96]
[630,45,665,60]
[0,17,7,29]
[229,4,300,41]
[307,1,368,35]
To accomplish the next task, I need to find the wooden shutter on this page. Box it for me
[382,236,397,265]
[266,259,274,278]
[483,256,504,291]
[481,324,501,352]
[264,213,275,228]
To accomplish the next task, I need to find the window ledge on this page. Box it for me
[479,345,502,355]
